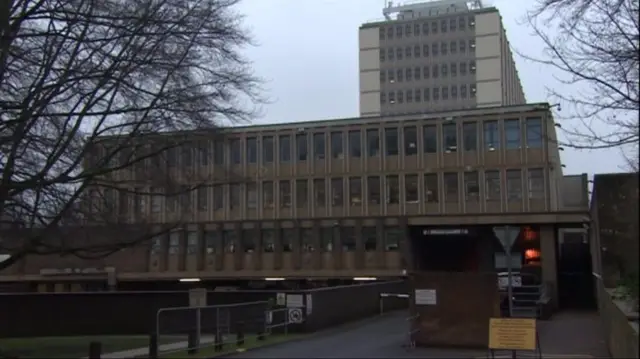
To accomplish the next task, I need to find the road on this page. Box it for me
[225,311,483,358]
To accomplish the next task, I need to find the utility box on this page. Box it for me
[408,271,501,348]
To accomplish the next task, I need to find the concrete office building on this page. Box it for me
[359,0,526,116]
[0,103,592,311]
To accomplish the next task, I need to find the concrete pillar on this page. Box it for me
[540,225,558,309]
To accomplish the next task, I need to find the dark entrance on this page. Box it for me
[409,227,479,272]
[557,230,596,310]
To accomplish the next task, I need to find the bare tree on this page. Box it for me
[0,0,264,271]
[520,0,639,165]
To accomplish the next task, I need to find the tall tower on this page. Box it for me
[358,0,526,117]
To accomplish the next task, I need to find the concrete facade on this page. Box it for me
[359,2,525,117]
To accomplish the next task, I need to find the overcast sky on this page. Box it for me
[235,0,627,177]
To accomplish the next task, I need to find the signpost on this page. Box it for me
[492,226,521,359]
[488,317,540,359]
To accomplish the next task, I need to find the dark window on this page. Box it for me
[247,137,257,164]
[424,88,430,101]
[441,42,447,55]
[367,176,381,204]
[380,71,386,82]
[364,227,377,251]
[414,67,421,78]
[433,87,440,100]
[460,62,467,75]
[397,69,403,82]
[450,18,457,31]
[423,44,429,57]
[331,178,343,207]
[405,46,412,58]
[483,121,500,150]
[414,23,421,35]
[396,25,402,38]
[422,22,429,34]
[461,84,467,98]
[444,172,459,203]
[385,127,399,156]
[405,24,411,36]
[349,177,362,206]
[470,60,476,74]
[470,84,477,97]
[432,43,438,56]
[247,182,257,209]
[263,136,274,163]
[450,41,457,54]
[385,175,400,204]
[451,85,458,99]
[387,27,393,39]
[440,20,447,32]
[423,66,430,79]
[415,89,422,102]
[405,174,419,203]
[380,51,385,62]
[526,117,543,148]
[485,170,501,200]
[528,169,545,199]
[262,181,274,208]
[423,125,437,153]
[380,92,386,104]
[424,174,438,202]
[367,129,380,157]
[296,179,308,208]
[230,139,241,164]
[431,21,438,33]
[442,87,449,100]
[459,16,466,30]
[443,123,457,152]
[432,64,439,78]
[388,48,394,60]
[506,169,522,200]
[414,45,420,57]
[451,63,457,77]
[442,64,448,77]
[406,68,412,81]
[313,132,325,159]
[331,131,344,159]
[279,180,291,208]
[213,185,223,210]
[214,141,224,165]
[404,126,418,155]
[349,130,362,158]
[230,184,240,210]
[460,40,466,53]
[464,171,479,201]
[463,122,478,151]
[279,134,291,162]
[388,69,395,82]
[313,179,325,207]
[296,133,308,161]
[396,47,403,60]
[504,119,521,149]
[406,89,413,103]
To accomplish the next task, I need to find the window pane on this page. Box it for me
[367,176,381,204]
[424,174,439,202]
[504,119,521,149]
[279,180,291,207]
[197,186,208,211]
[302,228,314,252]
[230,139,241,164]
[367,129,380,157]
[263,136,274,163]
[349,177,362,206]
[483,121,500,150]
[247,183,257,209]
[204,231,216,254]
[528,168,545,199]
[282,229,293,252]
[331,132,344,159]
[404,126,418,155]
[263,229,275,252]
[342,227,356,252]
[296,133,308,161]
[485,170,501,201]
[279,134,291,162]
[230,184,240,210]
[385,127,399,155]
[262,181,274,208]
[423,125,437,153]
[385,227,400,251]
[349,130,362,158]
[506,169,522,200]
[464,171,479,201]
[321,227,333,252]
[313,179,326,207]
[247,137,257,164]
[463,122,477,151]
[313,132,325,159]
[443,123,457,152]
[363,227,377,251]
[213,141,224,165]
[223,230,236,253]
[526,117,543,148]
[385,175,400,204]
[331,178,344,207]
[296,179,308,208]
[242,229,255,253]
[213,185,223,210]
[405,174,419,203]
[444,172,459,202]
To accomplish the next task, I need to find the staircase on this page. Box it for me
[510,283,548,318]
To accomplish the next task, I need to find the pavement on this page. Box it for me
[96,335,218,358]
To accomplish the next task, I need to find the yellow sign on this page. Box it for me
[488,318,537,351]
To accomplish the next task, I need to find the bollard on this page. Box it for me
[187,328,199,355]
[148,333,159,359]
[236,321,245,346]
[88,341,102,359]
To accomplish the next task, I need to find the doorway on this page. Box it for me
[409,227,478,272]
[557,229,596,310]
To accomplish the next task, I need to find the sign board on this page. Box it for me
[494,253,522,269]
[493,226,520,252]
[286,294,304,308]
[498,275,522,289]
[288,308,303,323]
[276,293,286,306]
[423,229,469,235]
[415,289,437,305]
[488,318,537,351]
[188,288,207,307]
[305,294,313,315]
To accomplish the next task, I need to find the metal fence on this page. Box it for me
[153,301,300,356]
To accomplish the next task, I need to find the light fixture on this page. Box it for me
[264,277,286,281]
[179,278,201,282]
[353,277,378,281]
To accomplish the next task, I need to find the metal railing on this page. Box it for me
[152,301,301,357]
[405,313,420,350]
[379,292,409,315]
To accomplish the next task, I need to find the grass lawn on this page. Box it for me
[159,334,305,359]
[0,335,171,358]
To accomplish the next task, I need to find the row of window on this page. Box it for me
[380,40,475,62]
[378,16,475,40]
[108,168,545,217]
[381,62,476,83]
[116,119,543,169]
[151,227,403,254]
[381,85,477,104]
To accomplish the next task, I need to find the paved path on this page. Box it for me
[97,336,217,358]
[224,310,610,359]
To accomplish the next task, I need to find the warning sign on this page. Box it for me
[488,318,537,351]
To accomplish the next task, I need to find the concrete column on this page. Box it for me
[234,223,243,271]
[354,219,365,269]
[375,219,385,269]
[540,225,558,309]
[253,223,262,271]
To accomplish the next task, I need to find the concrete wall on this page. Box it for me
[0,281,408,338]
[596,280,639,358]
